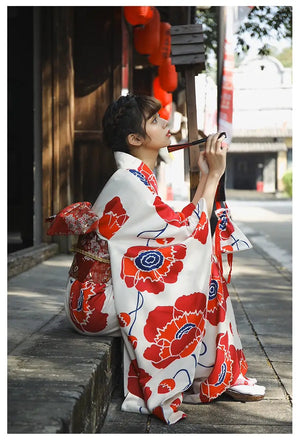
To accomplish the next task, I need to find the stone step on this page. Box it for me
[8,311,122,433]
[8,253,122,433]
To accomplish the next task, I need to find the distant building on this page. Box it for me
[227,55,292,192]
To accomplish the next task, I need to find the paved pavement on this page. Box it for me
[227,198,292,273]
[100,246,293,434]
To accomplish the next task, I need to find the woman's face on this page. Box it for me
[143,113,171,150]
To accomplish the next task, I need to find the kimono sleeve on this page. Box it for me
[92,169,210,246]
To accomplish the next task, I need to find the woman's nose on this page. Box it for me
[160,117,168,128]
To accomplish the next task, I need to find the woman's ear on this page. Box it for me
[126,133,143,147]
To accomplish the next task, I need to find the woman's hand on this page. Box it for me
[192,132,228,218]
[201,132,227,179]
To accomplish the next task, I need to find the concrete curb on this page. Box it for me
[8,243,59,279]
[8,311,122,433]
[7,253,122,434]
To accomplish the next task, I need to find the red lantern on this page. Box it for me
[158,58,178,92]
[148,22,171,66]
[124,6,154,26]
[134,8,160,55]
[159,103,172,121]
[153,76,172,107]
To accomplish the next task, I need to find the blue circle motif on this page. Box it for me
[209,280,218,300]
[135,250,164,272]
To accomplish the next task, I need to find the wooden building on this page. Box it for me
[8,6,192,264]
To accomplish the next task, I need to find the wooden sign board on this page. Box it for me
[170,24,205,74]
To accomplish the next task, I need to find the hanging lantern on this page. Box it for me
[158,57,178,92]
[153,76,172,107]
[148,22,171,66]
[159,103,172,121]
[124,6,154,26]
[134,8,160,55]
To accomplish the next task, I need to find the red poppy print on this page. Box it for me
[170,397,182,412]
[128,335,138,349]
[98,196,129,239]
[216,209,235,241]
[127,359,152,400]
[68,280,108,333]
[155,237,174,245]
[192,211,209,244]
[206,261,229,326]
[154,196,195,227]
[199,332,235,402]
[143,292,206,369]
[118,312,131,327]
[158,378,176,394]
[238,349,248,377]
[137,162,158,194]
[229,345,249,386]
[121,244,186,294]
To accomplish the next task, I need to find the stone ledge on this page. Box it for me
[8,243,59,279]
[8,313,122,433]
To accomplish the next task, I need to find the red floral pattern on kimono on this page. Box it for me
[127,359,152,400]
[192,211,209,244]
[143,293,207,369]
[121,244,187,294]
[199,332,248,402]
[68,280,108,333]
[98,196,129,239]
[153,196,194,227]
[206,260,229,326]
[137,162,158,194]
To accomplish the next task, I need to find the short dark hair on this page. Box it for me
[102,94,161,153]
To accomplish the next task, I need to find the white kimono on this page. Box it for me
[47,151,252,425]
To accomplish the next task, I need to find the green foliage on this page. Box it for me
[282,169,292,198]
[195,6,218,57]
[237,6,292,57]
[195,6,292,61]
[274,47,292,68]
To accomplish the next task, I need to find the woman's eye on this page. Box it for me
[152,116,158,123]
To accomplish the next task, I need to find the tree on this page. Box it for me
[195,6,292,60]
[274,47,292,68]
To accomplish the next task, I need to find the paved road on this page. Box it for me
[227,199,292,274]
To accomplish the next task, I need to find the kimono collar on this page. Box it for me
[114,151,158,195]
[114,151,143,171]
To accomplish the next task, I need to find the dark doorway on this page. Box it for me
[233,156,258,189]
[8,7,34,253]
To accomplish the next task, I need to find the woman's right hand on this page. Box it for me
[203,132,227,179]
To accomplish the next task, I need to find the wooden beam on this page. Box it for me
[185,68,200,200]
[170,23,206,199]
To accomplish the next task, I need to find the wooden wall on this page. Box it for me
[41,7,75,242]
[73,7,122,203]
[41,6,124,243]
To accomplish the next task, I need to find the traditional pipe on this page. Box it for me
[168,132,226,153]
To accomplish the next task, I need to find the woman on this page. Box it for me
[47,94,265,425]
